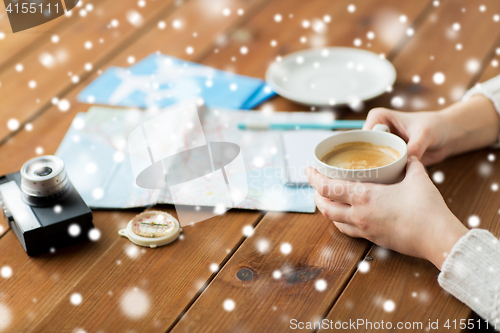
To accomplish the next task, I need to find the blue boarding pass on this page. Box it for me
[77,53,275,109]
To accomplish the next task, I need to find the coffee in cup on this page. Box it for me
[320,141,401,170]
[313,124,408,184]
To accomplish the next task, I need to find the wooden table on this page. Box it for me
[1,0,500,332]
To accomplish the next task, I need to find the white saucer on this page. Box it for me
[266,47,396,107]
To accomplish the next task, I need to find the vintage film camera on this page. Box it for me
[0,155,93,255]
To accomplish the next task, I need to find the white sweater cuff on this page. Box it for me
[462,76,500,147]
[438,229,500,324]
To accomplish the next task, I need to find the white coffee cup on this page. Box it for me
[313,124,408,184]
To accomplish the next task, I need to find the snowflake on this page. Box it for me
[315,279,327,291]
[358,261,370,273]
[126,10,144,26]
[390,96,404,108]
[280,242,292,255]
[209,263,219,272]
[172,20,182,29]
[256,238,270,253]
[120,288,150,319]
[242,225,254,237]
[223,299,235,312]
[432,171,444,183]
[58,99,70,111]
[70,293,82,306]
[7,118,19,131]
[68,224,81,237]
[88,228,101,241]
[468,215,480,228]
[383,300,395,312]
[1,266,12,279]
[432,72,445,85]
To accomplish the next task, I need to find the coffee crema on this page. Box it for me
[321,141,401,170]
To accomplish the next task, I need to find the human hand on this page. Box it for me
[305,157,468,270]
[363,108,452,166]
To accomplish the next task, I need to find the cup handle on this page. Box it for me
[372,124,390,133]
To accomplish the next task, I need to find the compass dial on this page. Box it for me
[130,211,178,238]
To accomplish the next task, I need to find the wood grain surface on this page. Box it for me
[1,0,499,332]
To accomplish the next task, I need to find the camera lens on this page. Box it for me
[33,166,52,177]
[20,155,69,198]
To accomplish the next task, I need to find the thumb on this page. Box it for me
[404,156,426,180]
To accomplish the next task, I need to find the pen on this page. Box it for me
[237,120,365,130]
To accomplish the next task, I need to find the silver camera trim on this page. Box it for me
[20,155,69,197]
[0,181,41,232]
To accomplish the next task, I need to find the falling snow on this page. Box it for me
[1,266,12,279]
[223,299,235,312]
[432,171,445,184]
[125,244,140,259]
[70,293,83,306]
[433,72,445,85]
[58,99,70,111]
[256,239,270,254]
[210,263,219,272]
[120,288,150,319]
[280,242,292,255]
[7,118,19,131]
[390,96,404,108]
[468,215,480,228]
[242,225,254,237]
[358,261,370,273]
[383,300,395,312]
[88,228,101,241]
[68,224,81,237]
[315,279,327,291]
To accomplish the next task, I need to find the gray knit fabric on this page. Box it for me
[438,229,500,329]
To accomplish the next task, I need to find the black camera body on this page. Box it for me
[0,156,93,256]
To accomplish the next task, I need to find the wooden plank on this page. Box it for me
[0,210,140,332]
[0,0,180,142]
[168,0,435,332]
[0,0,112,70]
[323,0,500,331]
[29,209,263,333]
[171,211,369,333]
[0,0,270,331]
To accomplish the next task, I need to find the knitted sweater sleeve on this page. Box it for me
[438,229,500,328]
